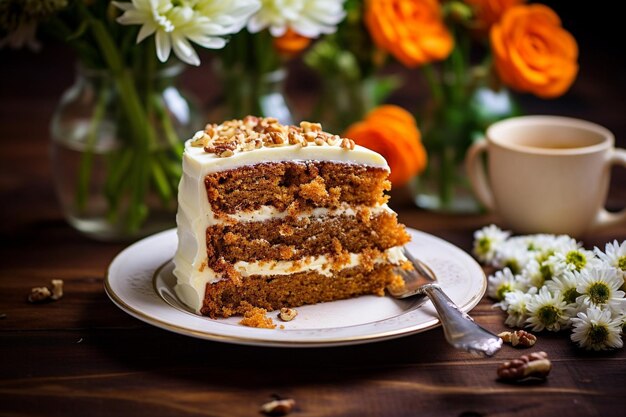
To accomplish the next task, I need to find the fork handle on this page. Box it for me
[421,284,502,357]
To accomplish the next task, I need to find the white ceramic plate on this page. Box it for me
[105,228,486,347]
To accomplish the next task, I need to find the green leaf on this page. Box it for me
[66,19,89,41]
[372,75,403,106]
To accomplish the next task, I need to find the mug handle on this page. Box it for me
[591,148,626,230]
[465,139,495,211]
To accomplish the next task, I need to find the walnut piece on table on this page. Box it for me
[497,351,552,382]
[260,398,296,416]
[498,330,537,347]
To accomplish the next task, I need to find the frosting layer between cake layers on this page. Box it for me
[173,139,407,313]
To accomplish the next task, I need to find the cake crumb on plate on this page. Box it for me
[239,307,277,329]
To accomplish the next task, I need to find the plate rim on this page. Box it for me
[104,228,487,347]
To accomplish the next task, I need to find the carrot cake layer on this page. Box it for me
[200,264,400,318]
[206,211,409,264]
[205,161,389,215]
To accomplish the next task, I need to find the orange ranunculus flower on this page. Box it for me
[344,105,427,186]
[490,4,578,98]
[273,29,312,56]
[464,0,525,33]
[364,0,454,68]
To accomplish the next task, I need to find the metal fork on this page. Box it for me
[389,248,502,357]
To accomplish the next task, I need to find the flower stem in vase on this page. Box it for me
[439,145,455,207]
[75,86,108,212]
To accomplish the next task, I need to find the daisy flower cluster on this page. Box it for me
[473,225,626,351]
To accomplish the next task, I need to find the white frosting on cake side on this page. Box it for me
[173,138,404,313]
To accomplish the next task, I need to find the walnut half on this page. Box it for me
[260,398,295,416]
[497,351,552,382]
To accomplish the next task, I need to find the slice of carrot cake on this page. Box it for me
[173,116,411,318]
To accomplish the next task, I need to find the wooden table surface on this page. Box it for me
[1,41,626,416]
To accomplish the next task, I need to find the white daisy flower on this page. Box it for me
[493,242,531,275]
[114,0,261,66]
[529,234,576,265]
[570,306,623,351]
[575,266,626,311]
[520,260,545,289]
[247,0,347,38]
[525,286,569,332]
[545,270,581,305]
[487,268,523,301]
[595,240,626,289]
[473,224,510,264]
[497,288,536,328]
[548,247,600,274]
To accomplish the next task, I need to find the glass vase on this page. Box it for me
[312,76,377,133]
[50,64,201,241]
[210,62,294,125]
[411,85,520,213]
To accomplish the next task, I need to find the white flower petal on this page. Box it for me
[269,25,288,37]
[246,15,267,33]
[171,35,200,66]
[155,30,171,62]
[137,22,157,43]
[188,34,227,49]
[117,10,150,25]
[112,1,134,11]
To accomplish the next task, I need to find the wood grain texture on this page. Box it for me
[1,40,625,417]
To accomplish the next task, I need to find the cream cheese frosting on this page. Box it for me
[173,132,404,313]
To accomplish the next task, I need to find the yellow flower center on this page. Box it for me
[505,260,521,275]
[588,324,609,345]
[566,250,586,271]
[562,287,580,304]
[588,282,610,304]
[476,237,491,255]
[496,283,513,301]
[618,255,626,271]
[538,305,560,326]
[540,263,552,280]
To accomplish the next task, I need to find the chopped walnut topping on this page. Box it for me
[340,138,355,150]
[300,121,322,133]
[194,117,355,157]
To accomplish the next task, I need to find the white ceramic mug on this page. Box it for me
[465,115,626,237]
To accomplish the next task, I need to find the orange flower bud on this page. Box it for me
[490,4,578,98]
[344,105,427,186]
[273,29,312,57]
[364,0,454,68]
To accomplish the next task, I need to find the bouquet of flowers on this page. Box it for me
[474,225,625,351]
[357,0,579,212]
